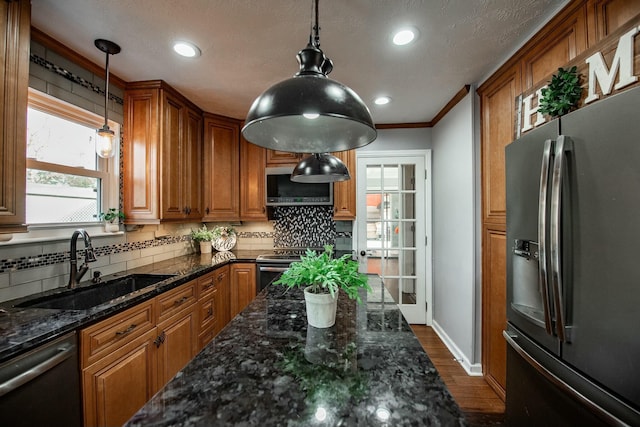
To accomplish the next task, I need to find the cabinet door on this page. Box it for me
[160,93,185,220]
[203,115,240,221]
[82,328,158,427]
[266,150,301,166]
[184,107,203,220]
[0,0,29,234]
[123,88,161,223]
[240,135,267,220]
[212,265,230,328]
[230,263,256,319]
[332,150,356,220]
[156,305,198,387]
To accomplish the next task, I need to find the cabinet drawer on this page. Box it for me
[80,299,155,368]
[156,281,197,323]
[197,273,215,298]
[198,291,217,332]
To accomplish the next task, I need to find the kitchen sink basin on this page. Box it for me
[16,274,176,310]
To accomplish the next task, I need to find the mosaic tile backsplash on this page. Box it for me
[272,206,337,249]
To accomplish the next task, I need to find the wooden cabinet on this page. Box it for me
[266,150,304,166]
[123,80,203,224]
[230,263,257,319]
[202,114,240,221]
[81,281,198,426]
[196,265,230,351]
[80,300,158,427]
[332,150,357,220]
[0,0,29,234]
[203,116,269,222]
[240,135,267,220]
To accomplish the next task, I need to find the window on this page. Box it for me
[26,89,119,225]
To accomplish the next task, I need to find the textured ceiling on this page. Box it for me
[30,0,567,124]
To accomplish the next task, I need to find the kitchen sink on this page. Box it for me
[16,274,176,310]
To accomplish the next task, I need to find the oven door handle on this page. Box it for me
[258,266,289,273]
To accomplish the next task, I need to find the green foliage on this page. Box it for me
[538,66,582,117]
[273,245,371,303]
[190,224,214,242]
[99,208,124,223]
[212,226,235,239]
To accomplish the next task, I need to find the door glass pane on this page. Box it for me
[400,278,417,305]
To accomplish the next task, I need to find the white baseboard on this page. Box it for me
[431,321,483,376]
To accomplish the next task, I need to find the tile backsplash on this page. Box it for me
[0,208,352,302]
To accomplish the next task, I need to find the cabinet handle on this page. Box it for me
[262,206,266,213]
[207,307,214,318]
[205,207,210,214]
[154,331,166,348]
[217,273,225,282]
[202,282,214,291]
[115,324,137,337]
[174,296,189,306]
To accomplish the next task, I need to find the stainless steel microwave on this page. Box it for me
[265,166,333,206]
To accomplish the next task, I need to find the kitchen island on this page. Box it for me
[125,275,467,426]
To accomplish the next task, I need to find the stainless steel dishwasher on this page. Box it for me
[0,331,82,427]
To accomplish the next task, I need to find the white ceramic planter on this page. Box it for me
[104,223,119,233]
[304,286,338,328]
[199,241,212,254]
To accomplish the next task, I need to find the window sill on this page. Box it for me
[0,225,124,246]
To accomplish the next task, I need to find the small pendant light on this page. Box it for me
[242,0,376,153]
[291,153,351,183]
[94,39,121,158]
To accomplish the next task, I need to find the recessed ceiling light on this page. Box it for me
[374,96,391,105]
[173,41,201,58]
[392,28,418,46]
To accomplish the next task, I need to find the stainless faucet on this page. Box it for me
[68,229,97,288]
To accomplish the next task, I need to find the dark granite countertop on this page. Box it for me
[0,250,268,363]
[125,275,467,427]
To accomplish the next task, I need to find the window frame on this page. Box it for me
[26,88,120,227]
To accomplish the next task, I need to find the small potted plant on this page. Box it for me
[191,225,214,254]
[99,208,124,232]
[273,245,370,328]
[212,225,237,252]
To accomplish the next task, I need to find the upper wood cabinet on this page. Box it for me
[203,116,268,222]
[587,0,640,44]
[124,80,203,224]
[0,0,29,234]
[521,2,587,88]
[266,150,304,166]
[332,150,357,220]
[202,114,240,221]
[240,135,267,220]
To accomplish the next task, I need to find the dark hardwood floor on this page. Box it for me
[411,325,505,427]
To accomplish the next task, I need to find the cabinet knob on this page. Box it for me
[205,207,210,214]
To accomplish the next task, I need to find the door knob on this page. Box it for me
[360,250,366,256]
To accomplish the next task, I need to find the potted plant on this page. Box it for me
[273,245,371,328]
[212,225,237,252]
[538,66,582,118]
[99,208,124,232]
[191,225,214,254]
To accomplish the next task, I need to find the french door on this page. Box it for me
[356,151,431,325]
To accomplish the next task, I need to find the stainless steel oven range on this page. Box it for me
[255,253,301,292]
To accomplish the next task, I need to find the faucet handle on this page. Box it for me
[85,248,97,263]
[92,271,102,283]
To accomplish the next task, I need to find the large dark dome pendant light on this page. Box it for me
[241,0,377,154]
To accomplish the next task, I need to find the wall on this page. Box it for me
[359,127,433,151]
[431,90,480,375]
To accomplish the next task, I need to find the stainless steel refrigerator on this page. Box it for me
[505,86,640,426]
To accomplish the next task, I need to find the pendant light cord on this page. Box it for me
[312,0,320,48]
[103,50,110,127]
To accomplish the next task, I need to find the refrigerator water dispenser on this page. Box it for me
[511,239,546,327]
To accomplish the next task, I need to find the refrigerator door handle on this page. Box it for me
[503,330,629,427]
[538,138,554,335]
[550,136,572,342]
